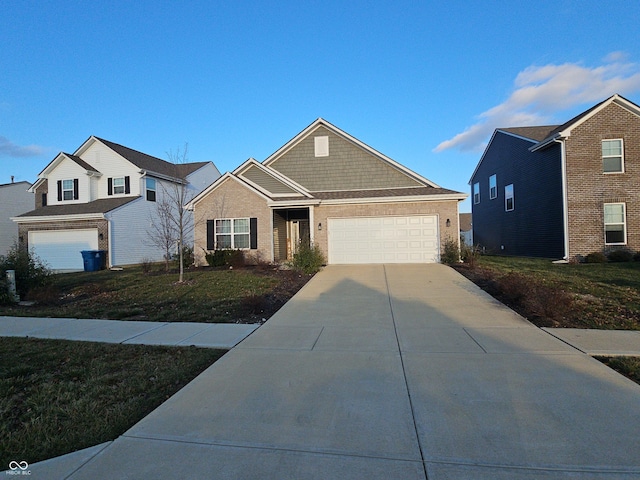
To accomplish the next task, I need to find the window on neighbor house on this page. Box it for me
[216,218,250,249]
[505,184,514,211]
[473,182,480,204]
[602,139,624,173]
[604,203,626,244]
[113,177,126,194]
[489,174,497,199]
[146,178,156,202]
[62,179,74,201]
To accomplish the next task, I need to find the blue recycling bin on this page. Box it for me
[81,250,106,272]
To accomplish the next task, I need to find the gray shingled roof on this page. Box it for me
[95,137,208,178]
[499,126,559,142]
[65,154,99,172]
[17,197,138,217]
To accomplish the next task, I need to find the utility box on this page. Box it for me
[6,269,19,302]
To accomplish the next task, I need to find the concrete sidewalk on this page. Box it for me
[16,265,640,479]
[0,316,259,349]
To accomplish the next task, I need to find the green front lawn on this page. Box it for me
[0,337,224,467]
[454,256,640,330]
[0,266,311,323]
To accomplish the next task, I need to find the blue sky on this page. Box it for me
[2,1,640,213]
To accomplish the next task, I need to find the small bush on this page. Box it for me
[292,243,325,274]
[634,251,640,262]
[204,249,244,268]
[173,246,194,269]
[585,252,607,263]
[0,244,52,301]
[460,242,481,268]
[141,258,154,274]
[440,237,460,265]
[607,249,634,263]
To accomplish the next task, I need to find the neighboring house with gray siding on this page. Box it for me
[470,94,640,261]
[188,118,467,265]
[13,137,220,270]
[0,180,33,256]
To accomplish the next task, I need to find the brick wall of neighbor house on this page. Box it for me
[564,102,640,259]
[35,180,48,208]
[18,219,109,252]
[193,178,272,266]
[313,200,460,258]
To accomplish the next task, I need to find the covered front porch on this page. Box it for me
[273,208,312,262]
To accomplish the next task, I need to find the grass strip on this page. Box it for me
[0,337,224,467]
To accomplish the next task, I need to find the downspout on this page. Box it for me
[107,218,113,268]
[555,138,570,261]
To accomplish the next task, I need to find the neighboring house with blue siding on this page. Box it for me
[13,137,220,270]
[0,179,33,256]
[470,94,640,261]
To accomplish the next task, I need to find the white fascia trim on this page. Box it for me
[235,158,312,198]
[268,199,322,207]
[12,213,106,223]
[187,173,273,210]
[530,133,562,152]
[317,193,468,206]
[140,169,186,184]
[263,118,441,188]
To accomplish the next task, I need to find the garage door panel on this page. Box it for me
[328,215,439,264]
[29,229,98,270]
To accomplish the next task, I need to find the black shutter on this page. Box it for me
[73,179,79,199]
[124,176,130,194]
[206,220,215,250]
[57,181,62,201]
[250,218,258,250]
[107,178,113,195]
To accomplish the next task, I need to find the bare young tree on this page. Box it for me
[146,194,178,272]
[147,143,195,283]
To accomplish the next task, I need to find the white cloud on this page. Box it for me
[435,53,640,153]
[0,136,47,158]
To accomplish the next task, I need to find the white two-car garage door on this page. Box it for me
[328,215,439,264]
[29,229,99,271]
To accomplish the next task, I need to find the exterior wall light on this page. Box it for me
[318,223,322,231]
[446,218,451,227]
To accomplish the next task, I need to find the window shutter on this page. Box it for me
[206,220,215,250]
[57,181,62,201]
[108,178,113,196]
[250,218,258,249]
[73,179,79,200]
[124,176,130,194]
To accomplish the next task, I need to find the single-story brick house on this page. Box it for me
[188,118,467,265]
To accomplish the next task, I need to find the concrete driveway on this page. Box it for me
[38,264,640,479]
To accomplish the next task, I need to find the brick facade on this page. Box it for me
[193,177,273,266]
[564,102,640,259]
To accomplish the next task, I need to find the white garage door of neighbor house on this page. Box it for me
[29,229,99,271]
[328,215,439,264]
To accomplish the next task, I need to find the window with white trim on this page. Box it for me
[473,182,480,204]
[489,174,497,199]
[216,218,250,249]
[146,178,156,202]
[62,179,74,201]
[602,139,624,173]
[505,184,514,211]
[604,203,626,244]
[113,177,126,194]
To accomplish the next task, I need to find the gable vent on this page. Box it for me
[314,136,329,157]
